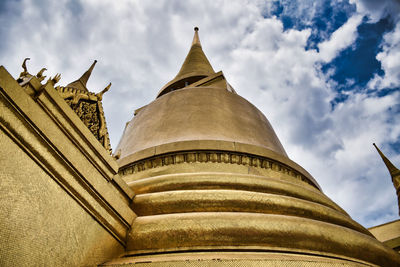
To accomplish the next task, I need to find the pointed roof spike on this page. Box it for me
[174,27,215,79]
[80,59,97,86]
[192,27,201,46]
[66,60,97,91]
[156,28,217,97]
[373,143,400,177]
[22,58,30,73]
[373,143,400,215]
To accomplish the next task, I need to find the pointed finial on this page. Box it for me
[45,73,61,87]
[373,143,400,176]
[36,68,47,77]
[17,58,34,84]
[373,143,400,215]
[52,73,61,84]
[36,68,47,82]
[19,58,31,78]
[80,60,97,86]
[22,58,30,73]
[192,26,201,46]
[96,82,111,101]
[66,60,97,91]
[157,26,215,97]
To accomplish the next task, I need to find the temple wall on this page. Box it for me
[369,220,400,252]
[0,66,135,266]
[0,132,124,266]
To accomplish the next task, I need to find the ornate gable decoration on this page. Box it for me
[55,83,112,153]
[17,58,112,153]
[55,60,112,153]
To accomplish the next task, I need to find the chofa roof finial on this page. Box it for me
[373,143,400,215]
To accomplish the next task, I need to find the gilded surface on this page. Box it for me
[14,58,113,152]
[113,29,400,266]
[123,157,400,265]
[369,219,400,251]
[127,172,341,211]
[120,150,316,188]
[66,99,100,135]
[0,122,124,267]
[104,261,370,267]
[115,87,288,162]
[174,28,215,79]
[0,66,133,266]
[102,252,373,266]
[157,28,215,97]
[55,61,112,153]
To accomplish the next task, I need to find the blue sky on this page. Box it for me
[1,0,400,228]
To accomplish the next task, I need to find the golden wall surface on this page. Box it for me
[369,219,400,252]
[0,132,124,266]
[0,66,135,266]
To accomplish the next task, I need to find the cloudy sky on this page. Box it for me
[1,0,400,228]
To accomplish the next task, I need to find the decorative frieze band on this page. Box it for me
[119,151,317,188]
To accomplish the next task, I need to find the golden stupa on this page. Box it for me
[0,28,399,266]
[109,28,400,266]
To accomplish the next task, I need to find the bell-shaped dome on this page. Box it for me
[116,86,289,164]
[115,28,288,169]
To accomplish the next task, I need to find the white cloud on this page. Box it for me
[350,0,400,23]
[223,12,399,227]
[369,22,400,89]
[318,14,363,62]
[0,0,399,228]
[350,0,400,91]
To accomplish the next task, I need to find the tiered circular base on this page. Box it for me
[115,150,400,266]
[102,252,377,266]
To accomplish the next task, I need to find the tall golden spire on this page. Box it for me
[175,27,214,79]
[66,60,97,91]
[157,27,216,97]
[373,143,400,215]
[191,26,201,46]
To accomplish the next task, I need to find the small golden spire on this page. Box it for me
[157,27,216,97]
[373,143,400,176]
[80,60,97,86]
[373,143,400,215]
[67,60,97,91]
[174,27,214,79]
[192,27,201,46]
